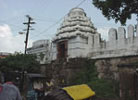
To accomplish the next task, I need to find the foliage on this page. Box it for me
[0,53,40,73]
[73,59,119,98]
[92,0,138,25]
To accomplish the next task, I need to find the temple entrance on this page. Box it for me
[57,41,67,59]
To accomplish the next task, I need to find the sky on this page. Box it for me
[0,0,137,53]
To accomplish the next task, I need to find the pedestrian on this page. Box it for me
[0,73,22,100]
[0,72,3,93]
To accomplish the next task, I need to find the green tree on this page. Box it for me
[73,59,119,98]
[0,53,40,73]
[93,0,138,25]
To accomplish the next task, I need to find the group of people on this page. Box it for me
[0,73,22,100]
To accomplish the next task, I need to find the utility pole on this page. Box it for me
[23,15,35,54]
[136,14,138,25]
[20,15,35,54]
[136,14,138,34]
[134,14,138,33]
[19,15,35,92]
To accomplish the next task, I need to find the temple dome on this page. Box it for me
[54,8,98,40]
[68,8,86,17]
[70,8,84,12]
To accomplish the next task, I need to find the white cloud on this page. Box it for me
[97,27,110,40]
[0,24,32,53]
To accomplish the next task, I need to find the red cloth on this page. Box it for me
[0,82,13,92]
[0,85,2,92]
[6,82,13,85]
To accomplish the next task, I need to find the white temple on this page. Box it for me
[27,39,51,64]
[52,8,99,60]
[27,8,138,62]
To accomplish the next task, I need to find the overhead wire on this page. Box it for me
[30,17,63,39]
[30,0,87,39]
[35,18,58,23]
[76,0,87,7]
[27,0,53,21]
[27,0,55,39]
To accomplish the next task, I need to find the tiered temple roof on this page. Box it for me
[53,8,98,41]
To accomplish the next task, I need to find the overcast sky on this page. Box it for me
[0,0,137,53]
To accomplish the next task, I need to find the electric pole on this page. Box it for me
[19,15,35,92]
[136,14,138,25]
[136,14,138,35]
[20,15,35,54]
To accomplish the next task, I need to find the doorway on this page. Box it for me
[57,41,68,59]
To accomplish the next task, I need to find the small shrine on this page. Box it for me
[52,8,99,60]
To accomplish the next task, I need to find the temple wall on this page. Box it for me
[89,25,138,59]
[71,36,88,56]
[51,43,57,60]
[52,25,138,60]
[52,35,90,60]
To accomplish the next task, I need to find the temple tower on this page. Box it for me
[52,8,98,60]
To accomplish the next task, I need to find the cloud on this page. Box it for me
[0,24,32,53]
[97,27,110,40]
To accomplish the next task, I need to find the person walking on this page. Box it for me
[0,73,22,100]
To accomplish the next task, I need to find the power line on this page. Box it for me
[35,18,58,23]
[76,0,87,7]
[30,15,64,39]
[30,0,87,39]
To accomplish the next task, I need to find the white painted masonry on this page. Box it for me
[27,39,51,64]
[52,8,138,60]
[89,25,138,59]
[52,8,98,60]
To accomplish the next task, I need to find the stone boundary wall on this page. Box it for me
[89,25,138,59]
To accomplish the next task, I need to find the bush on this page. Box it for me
[73,59,119,98]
